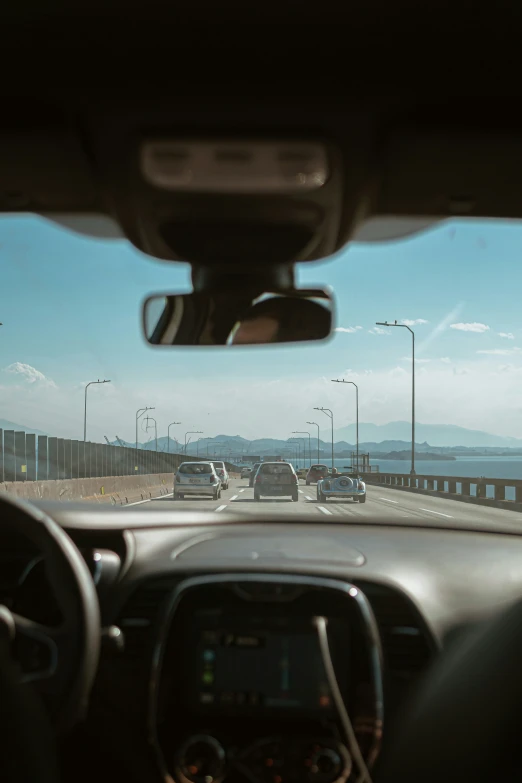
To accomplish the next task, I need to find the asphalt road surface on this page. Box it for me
[129,477,522,528]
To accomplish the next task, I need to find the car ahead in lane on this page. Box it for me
[241,466,252,479]
[254,461,299,502]
[317,468,366,503]
[173,461,222,500]
[306,464,329,485]
[296,467,308,480]
[249,462,262,487]
[210,460,229,489]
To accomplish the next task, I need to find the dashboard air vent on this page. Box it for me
[117,579,175,658]
[363,584,435,679]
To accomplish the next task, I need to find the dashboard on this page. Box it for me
[4,503,522,783]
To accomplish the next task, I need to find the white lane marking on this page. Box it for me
[379,497,398,504]
[239,489,245,493]
[230,495,238,501]
[215,505,228,512]
[298,489,304,494]
[127,492,173,506]
[419,507,453,519]
[306,496,313,501]
[318,505,333,515]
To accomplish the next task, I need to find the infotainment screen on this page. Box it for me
[189,612,347,714]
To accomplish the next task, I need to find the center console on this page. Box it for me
[149,575,383,783]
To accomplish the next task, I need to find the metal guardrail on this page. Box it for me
[0,428,238,482]
[368,472,522,504]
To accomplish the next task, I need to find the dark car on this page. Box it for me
[253,461,299,502]
[306,464,329,485]
[249,462,262,487]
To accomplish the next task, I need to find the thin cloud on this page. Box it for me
[418,301,465,354]
[401,318,429,326]
[450,322,490,333]
[334,326,363,333]
[439,357,451,364]
[498,332,515,340]
[400,356,431,363]
[4,362,57,388]
[477,347,522,356]
[369,326,390,335]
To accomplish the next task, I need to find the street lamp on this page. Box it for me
[196,437,204,457]
[307,421,321,463]
[289,438,302,466]
[376,320,416,475]
[292,431,311,468]
[185,431,203,454]
[84,379,111,441]
[332,379,359,473]
[136,407,154,450]
[314,408,334,471]
[167,422,181,453]
[145,416,158,452]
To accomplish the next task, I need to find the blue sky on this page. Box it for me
[1,214,522,443]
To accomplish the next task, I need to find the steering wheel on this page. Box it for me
[375,598,522,782]
[0,494,100,782]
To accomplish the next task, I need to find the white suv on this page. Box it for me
[210,460,229,489]
[174,462,221,500]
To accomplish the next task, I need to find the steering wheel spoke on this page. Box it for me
[11,610,62,684]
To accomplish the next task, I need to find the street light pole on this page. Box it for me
[376,320,416,475]
[289,438,302,466]
[185,431,203,454]
[314,408,334,471]
[145,416,158,452]
[331,379,359,473]
[167,422,181,452]
[292,431,311,468]
[84,379,111,441]
[307,421,320,463]
[136,407,154,450]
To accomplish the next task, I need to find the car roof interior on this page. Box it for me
[1,7,517,279]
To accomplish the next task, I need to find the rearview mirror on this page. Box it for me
[142,289,333,346]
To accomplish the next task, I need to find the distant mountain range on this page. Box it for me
[1,416,521,452]
[111,425,522,457]
[333,421,522,448]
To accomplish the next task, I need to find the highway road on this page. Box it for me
[132,477,522,528]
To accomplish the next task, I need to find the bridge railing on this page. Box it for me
[366,472,522,507]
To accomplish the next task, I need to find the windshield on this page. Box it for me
[3,214,522,528]
[260,463,292,475]
[178,463,213,475]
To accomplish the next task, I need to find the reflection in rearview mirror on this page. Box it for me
[142,289,334,347]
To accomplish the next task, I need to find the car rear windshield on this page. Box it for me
[179,463,213,474]
[311,465,328,471]
[260,463,292,475]
[212,462,225,468]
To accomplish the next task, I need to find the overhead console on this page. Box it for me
[149,574,383,783]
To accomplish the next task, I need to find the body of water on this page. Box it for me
[301,456,522,479]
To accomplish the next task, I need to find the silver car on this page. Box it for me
[174,462,222,500]
[210,460,229,489]
[317,470,366,503]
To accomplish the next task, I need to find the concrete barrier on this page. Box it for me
[0,473,175,506]
[0,468,242,506]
